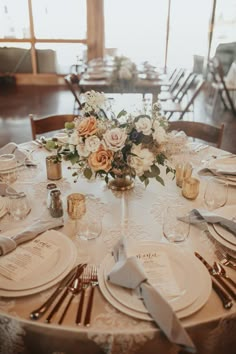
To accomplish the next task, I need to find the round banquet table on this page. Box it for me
[0,141,236,354]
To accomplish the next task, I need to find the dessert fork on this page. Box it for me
[84,265,98,327]
[213,262,236,289]
[215,250,236,270]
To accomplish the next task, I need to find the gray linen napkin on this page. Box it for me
[179,208,236,236]
[0,216,64,256]
[107,238,196,353]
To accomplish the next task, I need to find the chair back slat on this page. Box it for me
[30,114,76,140]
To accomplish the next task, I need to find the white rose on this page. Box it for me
[153,121,167,144]
[129,144,155,176]
[135,117,152,135]
[103,128,127,152]
[85,135,101,152]
[68,131,79,145]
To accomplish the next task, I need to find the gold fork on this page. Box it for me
[215,250,236,270]
[83,265,98,327]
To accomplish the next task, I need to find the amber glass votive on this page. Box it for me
[182,177,200,200]
[67,193,86,220]
[46,156,62,180]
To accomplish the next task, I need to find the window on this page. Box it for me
[104,0,168,67]
[0,0,87,75]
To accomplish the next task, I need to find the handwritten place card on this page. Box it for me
[0,238,59,282]
[136,251,183,298]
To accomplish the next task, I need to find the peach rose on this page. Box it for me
[88,146,113,172]
[77,116,97,136]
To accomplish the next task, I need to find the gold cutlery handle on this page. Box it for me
[45,288,69,323]
[222,275,236,289]
[76,289,86,325]
[58,294,74,325]
[212,278,233,309]
[214,273,236,300]
[84,286,95,327]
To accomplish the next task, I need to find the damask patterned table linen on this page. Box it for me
[0,141,236,354]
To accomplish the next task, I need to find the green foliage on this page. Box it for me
[65,122,75,130]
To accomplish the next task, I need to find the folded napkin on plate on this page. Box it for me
[179,208,236,236]
[107,238,196,353]
[198,165,236,177]
[0,216,64,256]
[0,142,35,166]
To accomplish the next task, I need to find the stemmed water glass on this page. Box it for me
[204,178,228,211]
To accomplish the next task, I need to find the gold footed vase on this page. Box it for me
[108,175,134,191]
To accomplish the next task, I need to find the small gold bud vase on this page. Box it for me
[182,177,200,200]
[175,162,192,187]
[46,155,62,180]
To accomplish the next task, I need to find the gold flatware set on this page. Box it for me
[30,263,98,326]
[195,252,236,310]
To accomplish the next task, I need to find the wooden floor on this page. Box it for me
[0,84,235,153]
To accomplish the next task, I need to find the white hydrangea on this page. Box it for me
[82,90,106,114]
[68,131,79,145]
[152,120,168,144]
[129,144,154,176]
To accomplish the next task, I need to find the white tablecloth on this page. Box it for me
[0,142,236,354]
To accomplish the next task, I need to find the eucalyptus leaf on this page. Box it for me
[156,175,165,186]
[84,168,93,179]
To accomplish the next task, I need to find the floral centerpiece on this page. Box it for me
[46,90,175,190]
[112,56,137,90]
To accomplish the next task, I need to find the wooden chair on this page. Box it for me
[168,121,224,148]
[207,58,236,116]
[64,74,83,113]
[30,114,76,140]
[159,68,185,91]
[158,71,195,102]
[161,77,204,120]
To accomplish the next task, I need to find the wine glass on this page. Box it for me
[204,178,228,211]
[163,206,190,243]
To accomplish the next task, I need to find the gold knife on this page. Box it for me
[195,252,233,309]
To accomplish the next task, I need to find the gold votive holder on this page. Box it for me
[46,156,62,180]
[182,177,200,200]
[67,193,86,220]
[175,162,192,187]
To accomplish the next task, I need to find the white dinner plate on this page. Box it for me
[208,205,236,251]
[0,196,8,217]
[0,229,76,292]
[98,242,211,320]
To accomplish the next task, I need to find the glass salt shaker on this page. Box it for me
[46,183,57,208]
[49,189,63,218]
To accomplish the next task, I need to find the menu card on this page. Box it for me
[0,238,59,281]
[136,250,182,298]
